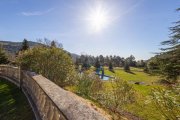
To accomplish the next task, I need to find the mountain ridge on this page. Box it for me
[0,41,79,61]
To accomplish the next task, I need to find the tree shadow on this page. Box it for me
[125,70,136,75]
[0,79,35,120]
[109,69,115,73]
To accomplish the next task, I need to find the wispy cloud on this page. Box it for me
[21,8,54,16]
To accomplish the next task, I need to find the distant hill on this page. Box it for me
[0,41,79,61]
[0,41,40,54]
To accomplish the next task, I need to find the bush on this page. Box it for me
[17,46,75,87]
[76,73,103,98]
[150,86,180,120]
[96,78,136,119]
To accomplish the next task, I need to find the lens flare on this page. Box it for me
[87,4,110,32]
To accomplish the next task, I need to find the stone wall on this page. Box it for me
[0,65,111,120]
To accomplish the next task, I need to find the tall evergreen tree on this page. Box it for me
[109,61,113,71]
[20,39,29,51]
[124,60,130,72]
[152,8,180,82]
[94,57,100,70]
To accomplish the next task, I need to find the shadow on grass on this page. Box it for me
[0,78,35,120]
[125,70,136,75]
[109,69,115,73]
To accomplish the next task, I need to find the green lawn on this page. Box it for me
[103,67,165,119]
[104,67,162,95]
[67,67,166,119]
[0,78,35,120]
[105,67,160,84]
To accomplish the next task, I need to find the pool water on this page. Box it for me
[99,75,110,80]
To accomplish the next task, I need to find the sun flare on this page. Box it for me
[87,5,109,32]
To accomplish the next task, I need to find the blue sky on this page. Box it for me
[0,0,179,60]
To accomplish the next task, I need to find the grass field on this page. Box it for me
[0,78,35,120]
[67,67,166,119]
[104,67,162,95]
[103,67,165,119]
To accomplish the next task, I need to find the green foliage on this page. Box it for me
[76,73,102,97]
[147,56,160,74]
[20,39,29,51]
[94,58,100,70]
[148,9,180,82]
[0,46,8,64]
[136,60,146,68]
[150,86,180,120]
[108,61,113,71]
[98,78,136,119]
[17,46,75,87]
[124,61,130,72]
[106,78,136,108]
[126,55,136,67]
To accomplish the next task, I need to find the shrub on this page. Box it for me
[76,73,103,98]
[97,78,136,119]
[150,86,180,120]
[17,46,75,87]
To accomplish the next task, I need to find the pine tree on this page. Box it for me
[124,61,130,72]
[109,61,113,71]
[20,39,29,51]
[95,58,100,70]
[157,8,180,81]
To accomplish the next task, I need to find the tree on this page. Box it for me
[17,46,75,87]
[0,45,8,64]
[20,39,29,51]
[37,38,63,48]
[109,61,113,71]
[136,60,146,67]
[94,57,100,70]
[124,60,130,71]
[82,56,90,70]
[99,55,104,66]
[153,8,180,82]
[51,40,56,47]
[126,55,136,67]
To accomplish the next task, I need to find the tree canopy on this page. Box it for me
[148,8,180,82]
[20,39,29,51]
[17,46,75,87]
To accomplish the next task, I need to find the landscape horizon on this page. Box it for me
[0,0,179,120]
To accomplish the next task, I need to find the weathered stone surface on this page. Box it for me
[33,75,111,120]
[0,65,111,120]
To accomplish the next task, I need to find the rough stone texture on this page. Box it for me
[0,65,111,120]
[33,75,111,120]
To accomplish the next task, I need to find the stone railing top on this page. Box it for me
[0,65,111,120]
[32,75,111,120]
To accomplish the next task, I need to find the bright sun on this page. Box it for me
[87,5,109,32]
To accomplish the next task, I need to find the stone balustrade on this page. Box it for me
[0,65,111,120]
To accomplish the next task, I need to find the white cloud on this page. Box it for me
[21,8,54,16]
